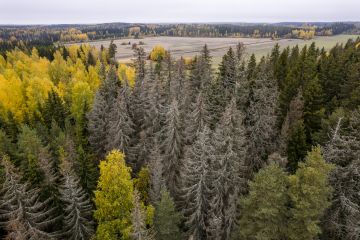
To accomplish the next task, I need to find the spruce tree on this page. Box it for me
[246,54,257,80]
[279,90,304,154]
[58,158,95,240]
[287,146,333,240]
[154,188,182,240]
[235,42,246,65]
[218,47,237,104]
[75,144,98,194]
[131,190,153,240]
[106,83,134,155]
[88,67,120,158]
[133,47,147,81]
[0,111,19,143]
[207,46,237,127]
[245,59,279,172]
[171,58,186,103]
[303,76,325,145]
[0,157,58,239]
[185,90,210,145]
[162,99,184,197]
[188,45,212,94]
[286,120,308,173]
[131,47,147,131]
[238,163,288,240]
[182,126,216,240]
[0,129,16,160]
[42,89,68,129]
[213,98,247,239]
[17,125,47,185]
[149,140,164,203]
[278,46,302,123]
[322,111,360,239]
[108,40,117,62]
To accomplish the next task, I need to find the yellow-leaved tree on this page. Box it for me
[118,64,135,88]
[94,150,134,240]
[150,45,166,61]
[0,72,25,121]
[70,81,93,123]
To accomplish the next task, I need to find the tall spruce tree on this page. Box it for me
[131,47,147,131]
[154,188,183,240]
[185,90,210,145]
[279,90,305,155]
[213,98,247,240]
[245,58,279,172]
[106,83,134,155]
[182,126,216,240]
[322,111,360,239]
[58,158,95,240]
[17,125,50,185]
[171,58,186,104]
[108,40,117,62]
[286,120,308,173]
[149,140,164,203]
[207,47,237,127]
[162,98,184,197]
[0,157,58,239]
[88,67,120,158]
[42,89,68,129]
[303,76,325,145]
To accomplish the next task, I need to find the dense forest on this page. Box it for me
[0,34,360,240]
[0,22,357,44]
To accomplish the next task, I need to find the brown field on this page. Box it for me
[72,35,359,65]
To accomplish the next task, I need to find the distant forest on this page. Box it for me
[0,22,358,45]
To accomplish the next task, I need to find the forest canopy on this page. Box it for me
[0,32,360,240]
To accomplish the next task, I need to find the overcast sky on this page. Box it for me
[1,0,359,25]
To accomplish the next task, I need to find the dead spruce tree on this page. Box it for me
[182,126,217,240]
[131,64,163,171]
[57,158,95,240]
[161,98,184,198]
[171,58,186,104]
[130,47,147,131]
[184,90,211,145]
[322,110,360,239]
[149,139,164,203]
[212,98,247,240]
[106,82,134,155]
[188,45,212,100]
[0,157,58,239]
[131,190,155,240]
[88,67,120,158]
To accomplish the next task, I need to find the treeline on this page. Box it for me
[145,23,355,39]
[0,37,360,239]
[0,22,356,44]
[0,38,63,60]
